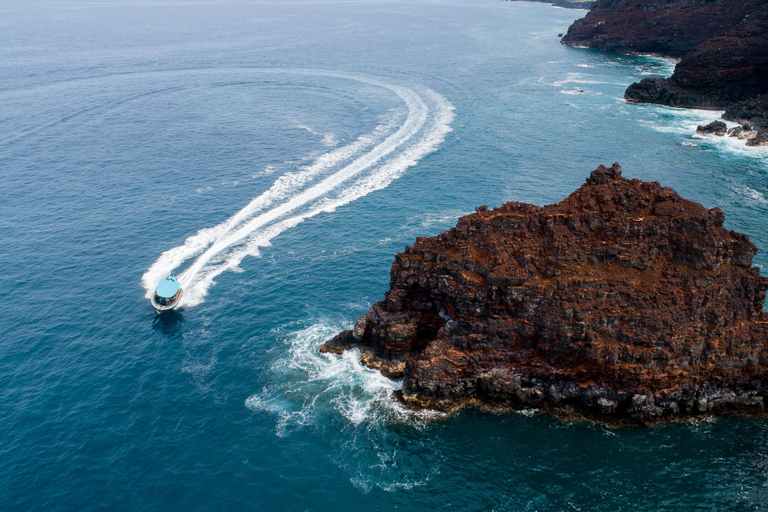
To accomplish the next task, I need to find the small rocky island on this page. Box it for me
[561,0,768,146]
[322,165,768,425]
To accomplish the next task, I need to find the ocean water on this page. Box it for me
[2,1,768,510]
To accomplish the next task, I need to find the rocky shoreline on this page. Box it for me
[561,0,768,146]
[322,165,768,425]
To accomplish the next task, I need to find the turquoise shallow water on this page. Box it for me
[2,1,768,510]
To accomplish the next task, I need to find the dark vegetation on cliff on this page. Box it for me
[561,0,768,143]
[322,165,768,425]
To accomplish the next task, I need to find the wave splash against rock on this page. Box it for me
[322,164,768,425]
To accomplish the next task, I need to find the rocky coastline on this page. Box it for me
[561,0,768,146]
[322,165,768,425]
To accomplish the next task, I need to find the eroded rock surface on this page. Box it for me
[322,164,768,425]
[561,0,759,58]
[562,0,768,142]
[696,121,727,136]
[623,6,768,113]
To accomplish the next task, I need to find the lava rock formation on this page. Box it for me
[561,0,768,141]
[322,164,768,425]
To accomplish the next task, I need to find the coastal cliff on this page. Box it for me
[322,165,768,425]
[624,7,768,117]
[561,0,759,58]
[561,0,768,143]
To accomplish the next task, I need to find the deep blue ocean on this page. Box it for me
[2,1,768,510]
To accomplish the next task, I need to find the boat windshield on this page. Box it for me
[155,292,178,306]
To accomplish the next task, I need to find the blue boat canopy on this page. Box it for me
[156,275,180,298]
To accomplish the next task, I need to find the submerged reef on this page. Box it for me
[561,0,768,144]
[322,164,768,425]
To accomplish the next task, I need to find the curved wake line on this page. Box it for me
[141,113,398,298]
[142,71,454,308]
[0,85,191,146]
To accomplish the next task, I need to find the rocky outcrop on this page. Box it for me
[322,164,768,425]
[624,77,719,109]
[724,95,768,134]
[746,132,768,148]
[696,121,727,136]
[665,8,768,105]
[562,1,768,144]
[623,6,768,109]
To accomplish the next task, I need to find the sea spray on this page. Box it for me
[244,320,444,493]
[245,319,444,448]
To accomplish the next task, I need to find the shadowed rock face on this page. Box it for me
[724,95,768,132]
[322,165,768,425]
[562,0,768,135]
[561,0,758,58]
[623,6,768,113]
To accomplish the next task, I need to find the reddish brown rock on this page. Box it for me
[321,164,768,425]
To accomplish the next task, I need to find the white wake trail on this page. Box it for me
[178,86,426,295]
[142,74,454,308]
[141,114,398,298]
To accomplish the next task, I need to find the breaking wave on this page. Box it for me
[245,319,444,491]
[142,71,455,307]
[637,105,768,166]
[245,320,443,434]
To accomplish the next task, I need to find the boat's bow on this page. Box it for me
[151,274,183,312]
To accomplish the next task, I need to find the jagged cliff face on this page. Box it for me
[322,165,768,425]
[624,5,768,113]
[670,7,768,105]
[561,0,757,58]
[561,0,768,138]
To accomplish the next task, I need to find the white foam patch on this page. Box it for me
[245,320,444,438]
[637,105,768,164]
[295,122,339,147]
[631,55,677,77]
[552,72,627,87]
[730,185,768,206]
[142,72,454,307]
[247,320,443,492]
